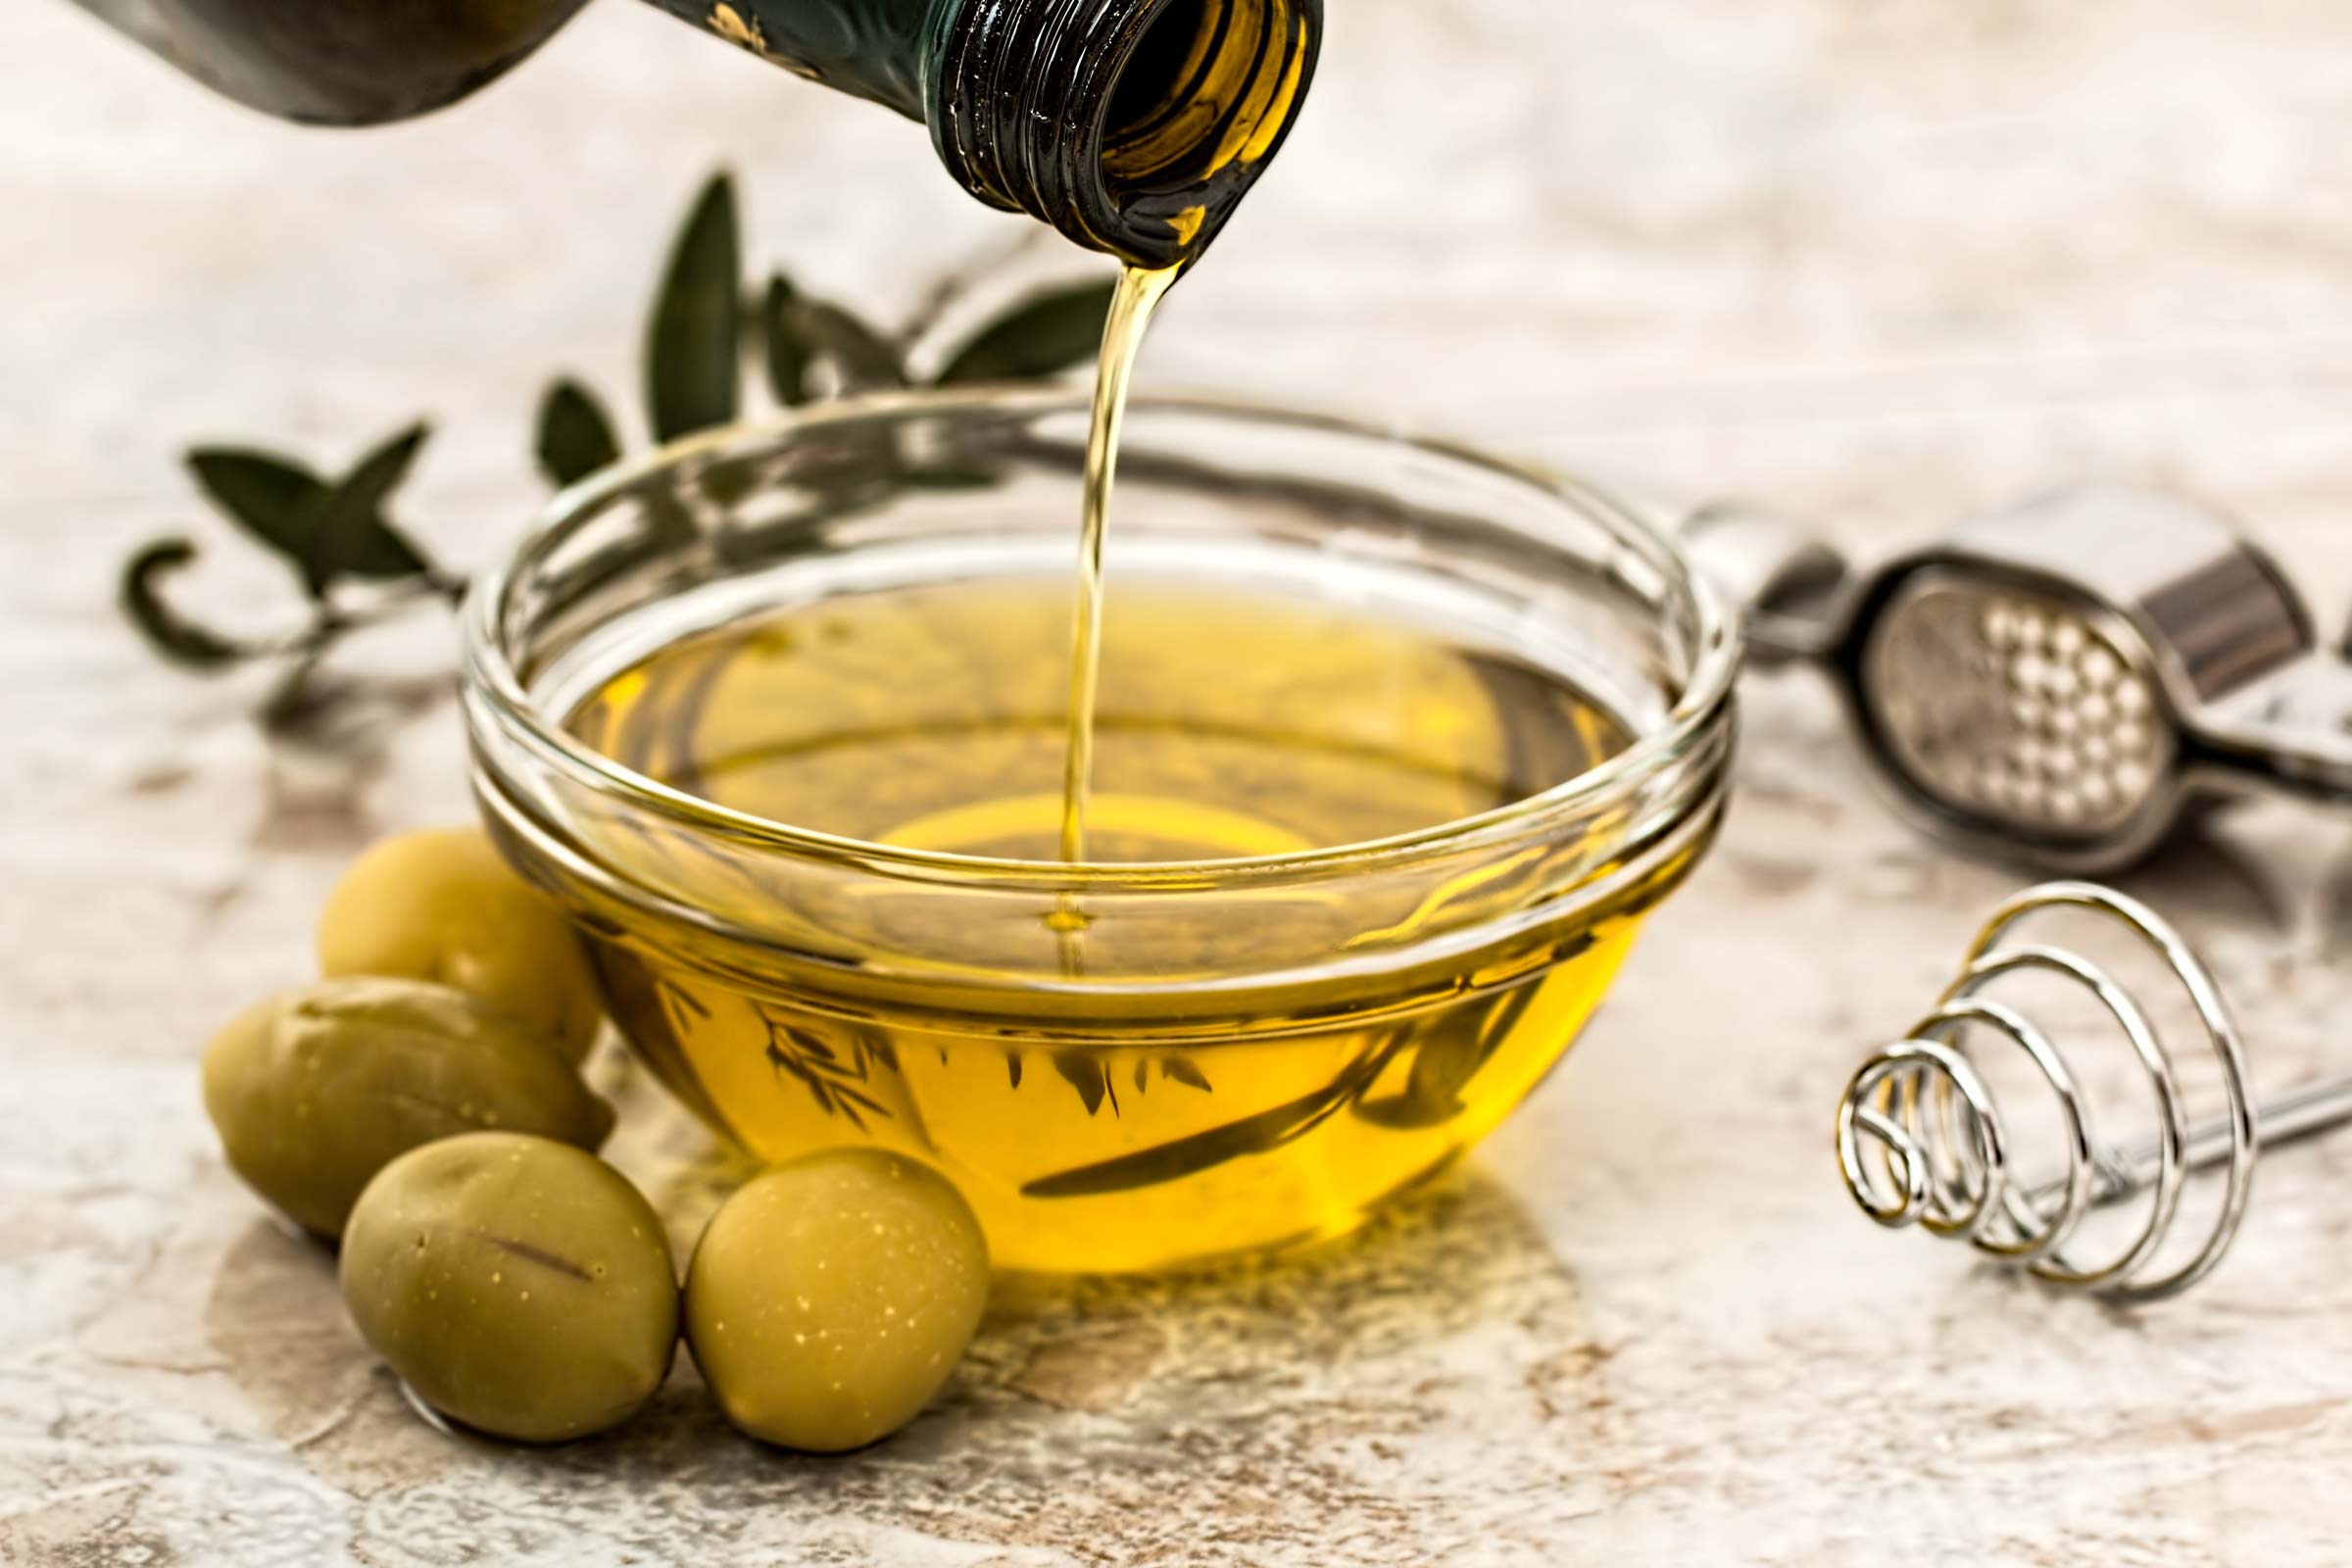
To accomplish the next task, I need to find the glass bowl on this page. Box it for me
[462,388,1737,1273]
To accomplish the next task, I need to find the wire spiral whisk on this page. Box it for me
[1836,881,2352,1303]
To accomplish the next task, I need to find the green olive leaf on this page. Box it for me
[797,298,906,391]
[1053,1054,1115,1118]
[856,1030,899,1074]
[1352,985,1543,1131]
[119,538,252,671]
[934,277,1115,385]
[760,274,812,406]
[759,1010,889,1131]
[646,172,743,441]
[536,378,623,488]
[187,434,431,595]
[1159,1055,1212,1093]
[304,422,433,588]
[1023,1036,1405,1200]
[185,449,327,567]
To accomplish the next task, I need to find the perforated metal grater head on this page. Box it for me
[1863,572,2171,841]
[1688,486,2352,871]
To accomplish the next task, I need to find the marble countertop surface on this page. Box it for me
[11,1,2352,1562]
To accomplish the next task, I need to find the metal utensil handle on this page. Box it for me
[2195,654,2352,801]
[2051,1076,2352,1209]
[1679,503,1848,667]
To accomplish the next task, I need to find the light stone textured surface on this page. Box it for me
[10,1,2352,1563]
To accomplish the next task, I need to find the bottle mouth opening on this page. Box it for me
[930,0,1319,269]
[1096,0,1308,252]
[1096,0,1317,257]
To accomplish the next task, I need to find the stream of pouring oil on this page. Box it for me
[1055,262,1181,869]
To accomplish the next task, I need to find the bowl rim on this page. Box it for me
[462,385,1741,894]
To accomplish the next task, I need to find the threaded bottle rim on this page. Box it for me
[928,0,1319,269]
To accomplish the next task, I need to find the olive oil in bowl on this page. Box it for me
[564,574,1664,1271]
[467,393,1736,1273]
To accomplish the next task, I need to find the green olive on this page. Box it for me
[202,977,614,1238]
[685,1150,990,1452]
[341,1132,678,1444]
[318,827,603,1063]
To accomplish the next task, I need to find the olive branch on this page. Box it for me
[120,171,1117,736]
[754,1004,903,1131]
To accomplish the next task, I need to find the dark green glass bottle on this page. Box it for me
[72,0,1320,266]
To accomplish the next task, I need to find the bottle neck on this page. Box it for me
[926,0,1320,269]
[644,0,941,116]
[71,0,1317,264]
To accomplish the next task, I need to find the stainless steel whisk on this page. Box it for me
[1688,486,2352,871]
[1837,881,2352,1302]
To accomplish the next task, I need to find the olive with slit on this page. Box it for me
[340,1132,679,1444]
[201,977,614,1238]
[317,827,603,1063]
[685,1149,990,1452]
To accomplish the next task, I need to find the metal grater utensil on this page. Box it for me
[1687,485,2352,871]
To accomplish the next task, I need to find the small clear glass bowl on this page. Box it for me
[463,389,1737,1273]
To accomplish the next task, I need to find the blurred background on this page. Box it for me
[17,0,2352,1032]
[13,9,2352,1559]
[18,0,2352,547]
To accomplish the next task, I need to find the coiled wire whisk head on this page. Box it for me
[1836,881,2258,1303]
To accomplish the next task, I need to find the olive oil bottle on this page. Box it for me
[70,0,1320,268]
